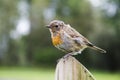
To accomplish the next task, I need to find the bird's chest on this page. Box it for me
[52,34,63,46]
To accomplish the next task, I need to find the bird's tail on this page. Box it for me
[90,46,106,53]
[87,43,106,53]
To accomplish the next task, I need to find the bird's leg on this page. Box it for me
[63,52,73,59]
[57,58,61,63]
[57,53,73,63]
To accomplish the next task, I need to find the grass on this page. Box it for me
[0,67,120,80]
[92,70,120,80]
[0,67,54,80]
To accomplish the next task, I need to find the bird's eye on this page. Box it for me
[55,25,58,28]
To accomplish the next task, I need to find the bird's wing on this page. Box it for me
[63,24,106,53]
[64,24,93,46]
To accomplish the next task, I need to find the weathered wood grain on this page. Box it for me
[55,56,96,80]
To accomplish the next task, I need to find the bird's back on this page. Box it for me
[63,24,91,44]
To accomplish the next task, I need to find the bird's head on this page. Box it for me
[46,20,65,33]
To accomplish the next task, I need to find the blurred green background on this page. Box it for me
[0,0,120,80]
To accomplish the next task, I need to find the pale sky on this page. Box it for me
[10,0,30,39]
[89,0,117,17]
[88,0,104,7]
[16,18,30,35]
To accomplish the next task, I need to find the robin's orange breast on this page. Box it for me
[52,34,63,46]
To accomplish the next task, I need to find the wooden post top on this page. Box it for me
[55,56,96,80]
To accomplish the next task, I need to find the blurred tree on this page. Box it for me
[102,0,120,71]
[0,0,18,65]
[89,0,120,71]
[0,0,119,71]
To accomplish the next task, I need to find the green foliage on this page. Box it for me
[0,67,119,80]
[0,0,120,72]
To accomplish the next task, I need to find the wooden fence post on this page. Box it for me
[55,56,96,80]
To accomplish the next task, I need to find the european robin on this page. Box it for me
[47,20,106,58]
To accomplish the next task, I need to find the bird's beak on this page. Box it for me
[46,25,51,28]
